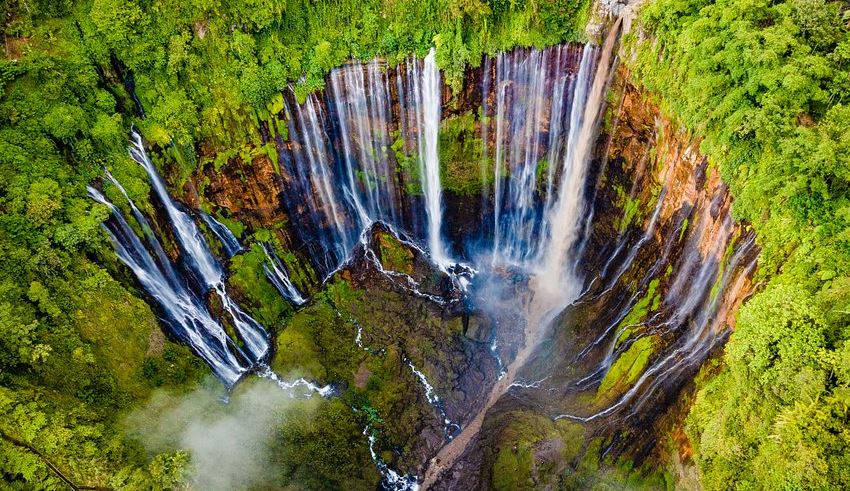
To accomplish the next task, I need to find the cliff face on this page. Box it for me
[459,72,759,488]
[175,50,757,487]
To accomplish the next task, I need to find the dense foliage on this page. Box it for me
[630,0,850,487]
[0,0,590,487]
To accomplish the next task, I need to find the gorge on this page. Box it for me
[3,0,849,489]
[90,18,757,489]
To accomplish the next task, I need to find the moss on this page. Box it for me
[490,411,586,491]
[270,280,438,470]
[140,343,207,389]
[493,443,535,490]
[228,243,292,327]
[377,232,415,274]
[274,317,328,380]
[439,111,488,196]
[215,213,245,239]
[280,248,317,289]
[678,217,689,242]
[211,148,237,172]
[564,437,673,490]
[710,232,739,301]
[620,195,642,234]
[263,142,280,174]
[535,157,550,189]
[252,228,273,242]
[616,278,661,347]
[268,396,380,489]
[272,296,366,385]
[72,272,206,399]
[322,278,365,308]
[613,183,642,234]
[597,335,658,399]
[392,132,423,195]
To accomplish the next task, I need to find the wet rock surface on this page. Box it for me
[170,48,758,488]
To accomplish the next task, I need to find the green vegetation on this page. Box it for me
[275,398,379,489]
[631,0,850,487]
[0,0,594,485]
[597,335,658,400]
[489,411,585,490]
[271,277,470,474]
[614,184,642,234]
[5,0,591,164]
[377,232,415,274]
[439,111,489,195]
[391,132,423,195]
[488,412,671,490]
[564,438,672,489]
[0,250,206,487]
[616,278,661,346]
[228,242,293,327]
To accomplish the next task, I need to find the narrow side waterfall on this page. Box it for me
[261,243,307,305]
[88,185,248,386]
[200,211,243,258]
[130,133,271,364]
[130,134,220,288]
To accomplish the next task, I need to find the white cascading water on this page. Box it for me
[422,29,620,487]
[129,133,269,364]
[282,95,353,273]
[130,133,221,288]
[293,94,351,248]
[408,359,460,438]
[415,48,449,268]
[260,242,307,305]
[328,58,398,227]
[88,186,247,385]
[278,53,452,277]
[199,211,243,258]
[557,226,757,423]
[94,135,330,396]
[535,42,604,301]
[489,45,578,266]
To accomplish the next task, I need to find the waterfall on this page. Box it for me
[276,51,453,277]
[200,211,243,258]
[282,94,352,274]
[422,31,621,488]
[558,229,758,423]
[364,426,420,491]
[93,135,341,396]
[130,133,270,363]
[327,59,398,227]
[88,185,247,386]
[90,134,281,385]
[261,243,307,305]
[486,45,586,266]
[537,26,619,299]
[130,132,222,288]
[415,49,449,267]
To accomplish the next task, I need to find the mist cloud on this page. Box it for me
[126,377,320,490]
